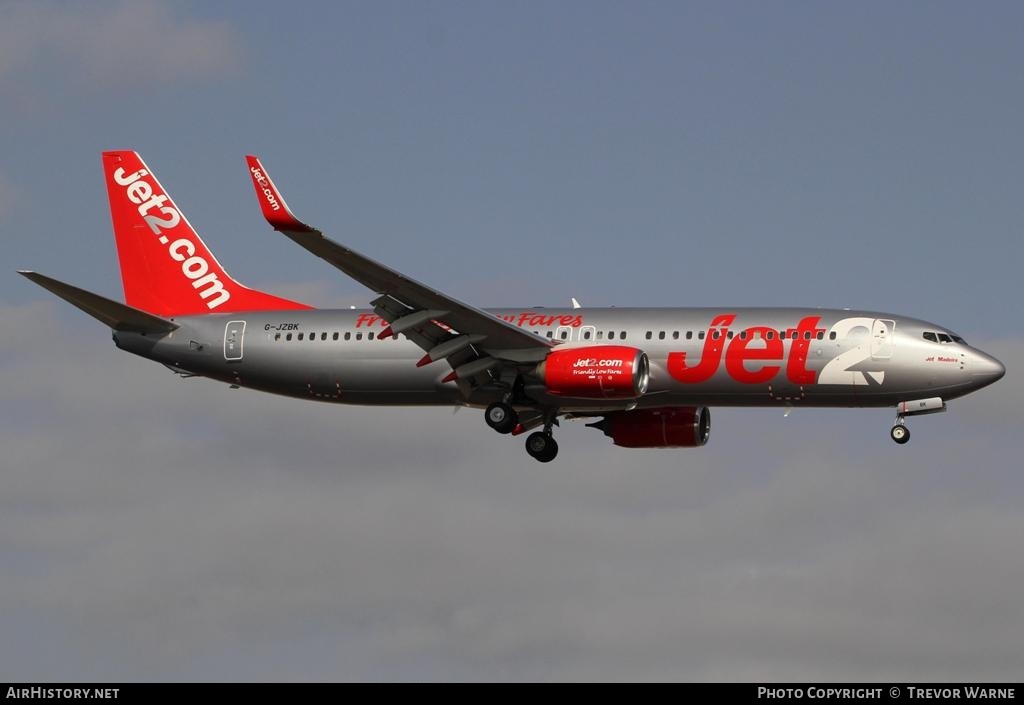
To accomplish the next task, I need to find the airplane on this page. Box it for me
[19,151,1005,463]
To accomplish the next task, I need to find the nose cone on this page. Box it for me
[972,351,1006,388]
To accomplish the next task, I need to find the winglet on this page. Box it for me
[245,155,315,233]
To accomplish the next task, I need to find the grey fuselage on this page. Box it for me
[113,307,1005,412]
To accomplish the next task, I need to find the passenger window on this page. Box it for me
[344,332,351,341]
[686,331,692,340]
[368,332,375,340]
[672,331,679,340]
[804,331,811,340]
[699,331,705,340]
[727,331,733,339]
[712,331,720,340]
[286,333,292,341]
[739,331,747,340]
[321,332,327,341]
[274,333,281,341]
[829,331,837,340]
[816,331,824,340]
[584,330,592,340]
[645,331,652,340]
[356,333,363,341]
[546,331,553,338]
[560,331,568,340]
[923,332,938,343]
[767,331,774,340]
[332,332,339,341]
[298,333,304,341]
[658,331,665,340]
[619,332,626,340]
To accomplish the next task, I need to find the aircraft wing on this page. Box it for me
[245,156,555,380]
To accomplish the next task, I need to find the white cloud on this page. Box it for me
[1,302,1021,680]
[0,1,242,92]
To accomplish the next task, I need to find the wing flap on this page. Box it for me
[370,293,494,389]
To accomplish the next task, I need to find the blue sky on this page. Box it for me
[6,1,1024,330]
[2,1,1022,681]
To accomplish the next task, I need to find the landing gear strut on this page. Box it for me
[890,415,910,445]
[485,401,518,434]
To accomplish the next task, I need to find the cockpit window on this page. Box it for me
[923,331,963,344]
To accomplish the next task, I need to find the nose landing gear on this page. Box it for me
[889,398,946,445]
[890,419,910,444]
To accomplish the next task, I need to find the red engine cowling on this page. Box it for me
[540,345,650,399]
[595,407,711,448]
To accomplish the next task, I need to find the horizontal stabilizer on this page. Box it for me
[18,271,179,334]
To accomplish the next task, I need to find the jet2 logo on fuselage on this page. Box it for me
[667,314,891,386]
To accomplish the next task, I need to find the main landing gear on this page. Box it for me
[484,401,559,462]
[525,413,559,463]
[485,401,518,434]
[525,430,558,463]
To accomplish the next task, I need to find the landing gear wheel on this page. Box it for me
[485,402,518,434]
[890,424,910,444]
[525,432,558,463]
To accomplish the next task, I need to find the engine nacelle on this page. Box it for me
[593,406,711,448]
[539,345,650,399]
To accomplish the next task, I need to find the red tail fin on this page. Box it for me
[103,151,311,316]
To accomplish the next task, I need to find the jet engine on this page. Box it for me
[590,406,711,448]
[537,345,649,399]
